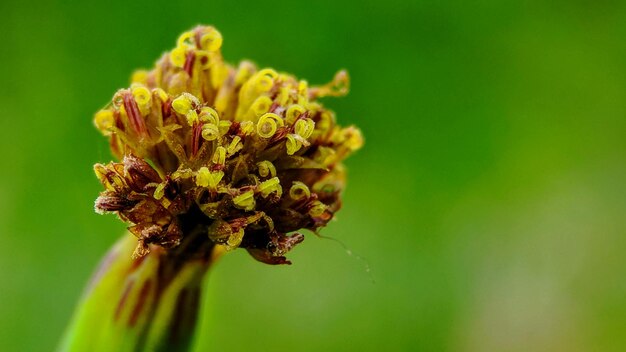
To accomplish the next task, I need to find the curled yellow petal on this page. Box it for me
[308,201,327,217]
[152,88,169,103]
[295,118,315,139]
[132,85,152,107]
[94,110,115,133]
[172,94,192,115]
[176,31,195,48]
[314,146,336,166]
[170,46,187,68]
[256,113,280,138]
[234,61,255,86]
[342,126,364,151]
[218,120,232,135]
[186,110,199,126]
[286,104,305,124]
[256,161,276,178]
[131,70,149,85]
[316,70,349,98]
[200,28,223,52]
[250,96,273,117]
[199,107,219,125]
[297,80,309,105]
[289,181,310,200]
[201,124,219,141]
[286,134,302,155]
[316,111,334,132]
[253,68,278,93]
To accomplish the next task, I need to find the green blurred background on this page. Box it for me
[2,0,626,350]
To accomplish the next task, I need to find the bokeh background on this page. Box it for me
[2,0,626,351]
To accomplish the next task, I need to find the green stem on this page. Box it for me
[59,233,220,352]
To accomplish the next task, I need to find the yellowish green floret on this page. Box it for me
[94,25,363,264]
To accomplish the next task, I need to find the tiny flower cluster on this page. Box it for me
[94,26,362,264]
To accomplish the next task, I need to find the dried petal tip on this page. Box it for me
[93,25,363,264]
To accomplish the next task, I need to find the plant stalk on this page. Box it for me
[59,233,222,352]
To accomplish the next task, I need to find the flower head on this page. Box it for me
[93,25,363,264]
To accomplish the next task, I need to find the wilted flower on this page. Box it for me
[93,25,363,265]
[61,25,362,352]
